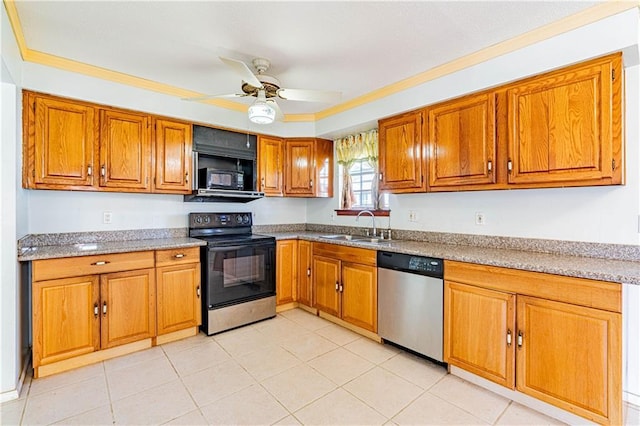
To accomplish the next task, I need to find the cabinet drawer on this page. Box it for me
[156,247,201,267]
[33,251,155,282]
[313,242,376,266]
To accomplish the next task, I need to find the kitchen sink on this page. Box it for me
[319,234,381,243]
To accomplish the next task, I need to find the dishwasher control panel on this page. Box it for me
[377,251,443,278]
[408,256,442,273]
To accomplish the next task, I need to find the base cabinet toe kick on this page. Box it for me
[444,260,622,425]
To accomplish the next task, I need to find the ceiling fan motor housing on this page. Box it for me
[241,58,281,98]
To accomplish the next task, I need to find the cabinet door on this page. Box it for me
[428,92,496,188]
[516,296,622,425]
[29,94,96,188]
[99,109,151,191]
[156,263,201,335]
[32,276,100,367]
[276,240,298,305]
[312,255,341,317]
[297,240,313,307]
[284,139,315,196]
[507,54,622,186]
[100,268,156,348]
[378,111,426,193]
[313,138,334,198]
[341,262,377,332]
[444,281,516,388]
[154,119,192,193]
[258,136,284,196]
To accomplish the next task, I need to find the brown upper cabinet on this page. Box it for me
[23,91,193,195]
[25,93,97,189]
[99,109,151,191]
[257,135,284,196]
[258,136,333,198]
[378,110,426,193]
[427,91,497,190]
[153,118,193,193]
[380,52,624,193]
[284,138,333,197]
[505,53,623,187]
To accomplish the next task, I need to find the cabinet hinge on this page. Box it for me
[612,69,615,81]
[612,159,616,171]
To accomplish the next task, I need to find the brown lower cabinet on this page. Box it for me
[444,260,622,425]
[276,240,298,306]
[296,240,313,307]
[312,242,377,333]
[31,248,200,378]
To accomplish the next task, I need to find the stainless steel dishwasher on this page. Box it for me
[377,251,444,362]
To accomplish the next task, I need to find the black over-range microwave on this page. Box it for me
[184,125,264,203]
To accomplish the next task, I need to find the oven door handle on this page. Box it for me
[207,243,274,252]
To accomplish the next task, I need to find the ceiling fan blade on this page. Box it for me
[266,99,284,121]
[219,56,263,89]
[277,88,341,103]
[182,93,248,101]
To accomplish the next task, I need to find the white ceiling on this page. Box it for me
[15,1,602,116]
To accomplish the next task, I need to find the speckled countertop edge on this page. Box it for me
[18,237,206,261]
[268,231,640,285]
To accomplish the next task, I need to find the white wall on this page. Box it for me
[308,9,640,245]
[1,0,27,399]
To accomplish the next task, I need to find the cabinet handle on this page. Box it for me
[310,179,313,188]
[102,301,107,316]
[91,261,110,266]
[87,165,92,176]
[185,171,189,184]
[101,165,106,177]
[339,283,343,293]
[196,286,200,298]
[379,173,383,181]
[307,267,311,277]
[174,254,185,259]
[335,282,339,292]
[506,329,512,346]
[94,303,99,317]
[507,160,513,173]
[517,330,523,348]
[487,160,492,173]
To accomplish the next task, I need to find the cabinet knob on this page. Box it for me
[507,160,513,173]
[101,165,106,177]
[94,303,99,318]
[87,165,93,176]
[174,254,185,259]
[196,286,200,298]
[335,282,339,292]
[517,330,523,348]
[310,179,313,188]
[91,261,110,266]
[307,267,311,277]
[339,283,344,293]
[487,160,492,173]
[506,329,512,346]
[379,173,383,181]
[102,301,107,316]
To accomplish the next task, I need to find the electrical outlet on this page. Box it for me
[103,211,113,224]
[409,210,418,222]
[475,212,485,226]
[330,212,336,222]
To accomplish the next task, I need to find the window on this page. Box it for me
[347,159,376,208]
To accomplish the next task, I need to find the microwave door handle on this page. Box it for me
[192,152,198,190]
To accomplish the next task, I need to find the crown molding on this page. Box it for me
[3,0,638,123]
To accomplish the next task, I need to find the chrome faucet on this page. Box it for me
[356,210,377,237]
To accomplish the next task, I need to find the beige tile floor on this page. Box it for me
[2,308,639,425]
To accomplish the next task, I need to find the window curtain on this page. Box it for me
[335,129,379,209]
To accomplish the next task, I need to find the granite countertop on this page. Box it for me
[18,237,206,261]
[268,231,640,285]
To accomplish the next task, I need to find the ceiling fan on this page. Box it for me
[185,57,342,124]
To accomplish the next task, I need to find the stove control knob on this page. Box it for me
[195,216,202,224]
[243,214,250,224]
[203,216,210,224]
[236,215,243,224]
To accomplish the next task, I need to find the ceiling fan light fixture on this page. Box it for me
[248,90,276,124]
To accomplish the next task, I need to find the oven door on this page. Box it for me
[205,240,275,308]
